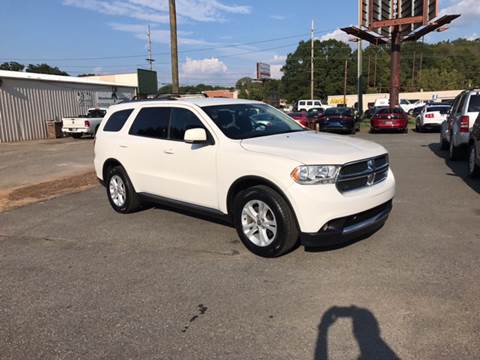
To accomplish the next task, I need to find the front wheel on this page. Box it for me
[233,185,299,257]
[468,144,480,177]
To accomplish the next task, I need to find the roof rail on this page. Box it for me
[118,92,209,104]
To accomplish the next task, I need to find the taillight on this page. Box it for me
[425,113,434,118]
[84,120,90,127]
[460,115,470,133]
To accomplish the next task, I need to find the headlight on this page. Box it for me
[290,165,340,185]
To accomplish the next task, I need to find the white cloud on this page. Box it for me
[270,64,283,79]
[64,0,250,23]
[63,0,170,23]
[269,14,286,20]
[466,33,478,41]
[182,57,228,77]
[271,55,287,64]
[441,0,480,26]
[319,28,350,43]
[110,23,214,46]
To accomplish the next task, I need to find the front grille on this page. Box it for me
[336,154,389,193]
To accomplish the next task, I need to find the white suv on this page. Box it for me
[94,98,395,257]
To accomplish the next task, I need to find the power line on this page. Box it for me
[0,30,337,62]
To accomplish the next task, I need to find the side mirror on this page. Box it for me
[184,128,207,144]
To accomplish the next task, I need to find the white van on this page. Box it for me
[297,99,329,111]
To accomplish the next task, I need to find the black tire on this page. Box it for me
[449,137,463,161]
[468,143,480,177]
[415,124,420,132]
[403,127,409,134]
[369,127,376,134]
[440,134,449,150]
[105,165,142,213]
[71,133,82,139]
[233,185,299,257]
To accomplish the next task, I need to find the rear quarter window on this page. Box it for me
[103,109,133,132]
[468,94,480,112]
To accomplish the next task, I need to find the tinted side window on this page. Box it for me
[468,94,480,112]
[314,101,321,106]
[169,108,205,141]
[129,107,170,139]
[103,109,133,132]
[306,101,313,106]
[456,95,467,114]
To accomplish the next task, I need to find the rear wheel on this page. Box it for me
[440,133,449,150]
[105,165,142,213]
[468,143,480,177]
[71,133,82,139]
[233,185,299,257]
[449,137,463,161]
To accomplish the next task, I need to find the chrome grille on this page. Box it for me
[336,154,389,193]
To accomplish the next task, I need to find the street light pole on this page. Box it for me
[169,0,180,94]
[357,0,363,114]
[310,20,315,99]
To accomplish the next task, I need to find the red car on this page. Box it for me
[370,107,408,133]
[288,111,309,127]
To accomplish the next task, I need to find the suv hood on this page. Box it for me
[240,131,387,164]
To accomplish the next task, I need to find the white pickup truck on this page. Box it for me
[62,108,107,139]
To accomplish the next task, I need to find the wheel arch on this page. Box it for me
[226,176,299,225]
[102,158,126,182]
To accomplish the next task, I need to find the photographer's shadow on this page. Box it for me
[314,306,400,360]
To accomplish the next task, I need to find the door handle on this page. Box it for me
[163,149,175,154]
[120,145,128,148]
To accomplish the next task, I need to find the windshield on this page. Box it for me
[426,106,450,114]
[87,109,106,118]
[325,108,353,116]
[202,103,305,140]
[376,107,405,114]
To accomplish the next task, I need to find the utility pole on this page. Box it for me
[367,55,371,89]
[169,0,180,94]
[146,25,155,71]
[343,59,348,106]
[310,20,315,99]
[357,0,363,114]
[411,50,416,90]
[373,51,378,91]
[389,27,401,107]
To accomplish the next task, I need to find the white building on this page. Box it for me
[0,70,137,142]
[328,90,462,111]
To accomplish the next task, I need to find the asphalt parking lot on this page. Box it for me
[1,131,479,360]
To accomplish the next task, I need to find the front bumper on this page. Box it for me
[300,200,392,247]
[286,169,395,233]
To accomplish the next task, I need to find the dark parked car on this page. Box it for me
[468,113,480,177]
[318,107,358,134]
[370,107,408,133]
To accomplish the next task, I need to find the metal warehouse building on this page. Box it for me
[0,70,137,142]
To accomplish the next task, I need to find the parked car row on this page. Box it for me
[439,89,480,177]
[288,107,360,134]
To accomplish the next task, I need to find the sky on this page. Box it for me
[0,0,478,86]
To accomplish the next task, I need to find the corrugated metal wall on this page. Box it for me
[0,78,135,142]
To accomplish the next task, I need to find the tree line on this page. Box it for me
[238,38,480,103]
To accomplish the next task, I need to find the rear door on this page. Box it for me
[124,106,171,196]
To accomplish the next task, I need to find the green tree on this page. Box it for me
[26,64,69,76]
[0,61,25,71]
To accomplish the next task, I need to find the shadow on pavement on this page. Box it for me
[314,306,400,360]
[428,143,480,194]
